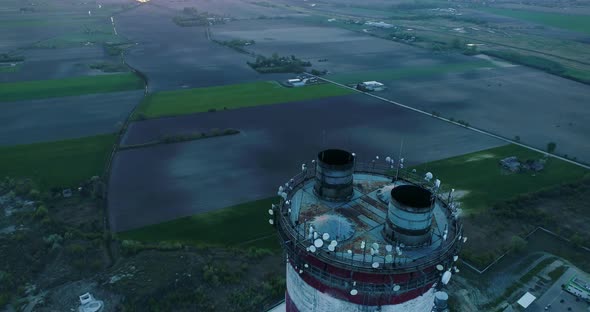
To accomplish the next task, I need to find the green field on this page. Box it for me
[483,8,590,34]
[327,60,495,84]
[0,134,116,190]
[119,197,280,250]
[134,81,354,119]
[412,144,589,212]
[0,73,143,102]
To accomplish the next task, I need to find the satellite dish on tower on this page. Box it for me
[322,233,330,240]
[350,289,358,296]
[425,172,433,181]
[330,240,338,247]
[442,271,452,285]
[309,245,316,253]
[328,245,335,252]
[314,239,324,248]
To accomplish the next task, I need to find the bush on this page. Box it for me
[33,205,49,219]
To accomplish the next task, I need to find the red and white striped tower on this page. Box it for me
[271,149,464,312]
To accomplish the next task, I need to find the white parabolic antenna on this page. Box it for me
[322,233,330,240]
[347,249,353,254]
[385,255,393,263]
[330,240,338,247]
[385,245,393,252]
[372,243,379,250]
[268,209,274,215]
[372,262,379,268]
[268,219,274,225]
[453,255,459,262]
[328,244,335,252]
[350,289,358,296]
[425,172,433,181]
[436,264,444,271]
[314,238,324,248]
[442,271,452,285]
[309,245,316,253]
[393,285,401,291]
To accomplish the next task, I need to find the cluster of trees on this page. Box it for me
[248,53,311,73]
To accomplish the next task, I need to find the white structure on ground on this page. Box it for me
[78,293,104,312]
[365,21,394,29]
[358,81,386,91]
[516,292,536,309]
[288,78,307,87]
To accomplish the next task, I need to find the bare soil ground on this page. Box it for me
[108,94,504,231]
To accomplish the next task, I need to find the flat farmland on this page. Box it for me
[109,94,504,231]
[133,81,354,119]
[212,19,496,74]
[0,47,111,83]
[115,4,287,91]
[0,73,143,102]
[0,90,143,146]
[377,64,590,163]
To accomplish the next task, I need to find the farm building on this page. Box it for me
[357,81,386,91]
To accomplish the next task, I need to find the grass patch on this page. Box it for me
[118,197,281,250]
[548,265,568,281]
[0,73,143,102]
[134,81,353,119]
[412,144,589,212]
[0,134,116,190]
[327,60,494,84]
[482,8,590,34]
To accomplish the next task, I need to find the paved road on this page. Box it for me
[529,267,590,312]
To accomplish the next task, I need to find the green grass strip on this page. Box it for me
[0,134,116,190]
[0,73,143,102]
[118,197,281,250]
[411,144,589,212]
[482,8,590,34]
[134,81,354,119]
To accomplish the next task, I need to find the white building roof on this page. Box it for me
[516,292,536,309]
[267,302,286,312]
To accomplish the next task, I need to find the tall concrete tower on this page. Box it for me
[270,149,464,312]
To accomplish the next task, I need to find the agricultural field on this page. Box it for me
[0,134,116,190]
[0,90,143,146]
[109,94,504,231]
[119,197,280,250]
[133,81,354,119]
[384,65,590,163]
[114,4,288,91]
[412,144,589,213]
[481,8,590,34]
[0,73,143,102]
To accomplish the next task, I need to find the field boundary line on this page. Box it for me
[315,75,590,170]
